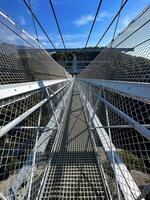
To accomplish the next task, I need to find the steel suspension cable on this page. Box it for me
[114,18,150,48]
[23,0,56,49]
[49,0,66,49]
[113,4,150,45]
[110,0,124,47]
[28,0,39,43]
[83,0,128,68]
[85,0,103,48]
[95,0,128,47]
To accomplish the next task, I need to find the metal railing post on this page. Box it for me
[46,88,59,128]
[103,88,121,200]
[27,89,44,200]
[0,193,8,200]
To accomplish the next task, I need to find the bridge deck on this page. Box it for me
[40,82,107,199]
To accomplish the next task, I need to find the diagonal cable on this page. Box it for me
[85,0,103,48]
[95,0,128,47]
[28,0,39,43]
[23,0,56,49]
[49,0,66,49]
[110,0,124,47]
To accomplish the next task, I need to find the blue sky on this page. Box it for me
[0,0,149,48]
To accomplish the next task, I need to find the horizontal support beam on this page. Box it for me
[46,47,134,53]
[80,79,150,104]
[0,193,7,200]
[80,80,150,141]
[91,124,150,129]
[0,80,72,138]
[65,66,86,69]
[0,79,71,100]
[57,60,113,64]
[0,126,57,130]
[10,81,74,196]
[79,89,141,200]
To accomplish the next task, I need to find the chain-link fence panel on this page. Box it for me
[0,11,70,85]
[0,79,73,199]
[78,7,150,198]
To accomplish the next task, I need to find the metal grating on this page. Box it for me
[40,82,107,200]
[0,80,72,200]
[79,79,150,200]
[78,5,150,199]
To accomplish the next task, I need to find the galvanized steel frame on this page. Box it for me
[0,79,73,199]
[78,79,144,200]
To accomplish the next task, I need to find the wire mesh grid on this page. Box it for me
[0,90,43,127]
[0,80,71,199]
[40,82,108,200]
[80,5,150,83]
[79,82,120,199]
[111,5,150,57]
[103,89,150,190]
[78,5,150,198]
[0,10,71,199]
[0,10,70,85]
[78,80,150,200]
[0,42,32,85]
[79,48,150,83]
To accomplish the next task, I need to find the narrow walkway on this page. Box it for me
[40,82,107,199]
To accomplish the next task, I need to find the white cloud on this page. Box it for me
[74,14,95,26]
[64,33,86,41]
[33,32,100,48]
[98,11,112,19]
[31,33,61,48]
[121,16,131,28]
[74,11,111,27]
[34,33,86,48]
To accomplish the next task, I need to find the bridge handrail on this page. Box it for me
[78,79,150,200]
[0,79,73,199]
[0,79,72,138]
[79,79,150,104]
[0,79,71,100]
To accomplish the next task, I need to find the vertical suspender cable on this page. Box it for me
[23,0,56,49]
[110,0,124,47]
[95,0,128,47]
[28,0,39,43]
[85,0,103,48]
[49,0,66,49]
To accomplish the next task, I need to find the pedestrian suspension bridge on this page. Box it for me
[0,1,150,200]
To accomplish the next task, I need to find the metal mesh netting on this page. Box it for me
[0,11,70,85]
[79,81,150,199]
[110,5,150,58]
[79,82,123,199]
[79,48,150,82]
[79,5,150,82]
[39,82,109,200]
[0,90,42,126]
[79,4,150,200]
[0,9,72,199]
[0,80,72,199]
